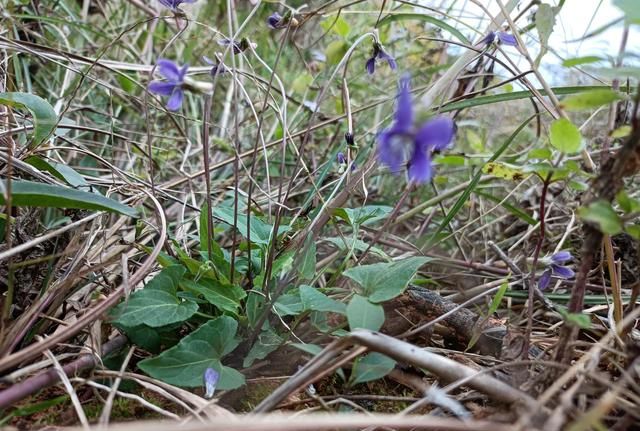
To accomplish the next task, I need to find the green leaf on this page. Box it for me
[138,317,244,389]
[625,224,640,239]
[333,205,392,227]
[346,295,385,331]
[111,266,197,327]
[300,285,346,314]
[115,323,180,354]
[549,118,583,154]
[180,278,245,315]
[614,0,640,21]
[325,237,390,260]
[325,40,348,66]
[535,3,556,62]
[321,16,350,38]
[274,292,303,316]
[561,89,623,111]
[243,329,284,367]
[343,257,429,303]
[350,352,396,386]
[377,13,471,45]
[291,72,314,94]
[0,179,138,218]
[0,92,57,149]
[25,156,89,189]
[557,306,591,329]
[290,343,323,356]
[298,233,316,280]
[488,281,509,316]
[616,190,640,213]
[578,200,623,234]
[611,125,631,138]
[562,56,602,67]
[213,206,288,246]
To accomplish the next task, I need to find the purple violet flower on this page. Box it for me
[481,31,518,47]
[148,59,188,111]
[267,12,285,29]
[366,43,397,75]
[158,0,197,13]
[218,37,255,55]
[377,75,455,183]
[337,152,356,172]
[538,251,575,290]
[203,56,228,76]
[203,367,220,399]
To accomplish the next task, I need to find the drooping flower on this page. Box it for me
[217,37,256,55]
[480,31,518,47]
[337,152,356,173]
[267,11,299,29]
[267,12,285,29]
[202,56,228,76]
[538,251,575,290]
[158,0,197,13]
[366,42,397,75]
[148,59,188,111]
[377,75,455,183]
[203,367,220,399]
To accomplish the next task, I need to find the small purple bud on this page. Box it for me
[497,32,517,46]
[204,367,220,398]
[538,269,552,290]
[344,132,354,146]
[337,152,347,164]
[551,251,572,264]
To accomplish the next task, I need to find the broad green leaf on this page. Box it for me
[325,40,348,66]
[300,285,346,314]
[298,232,317,280]
[25,156,89,189]
[562,56,602,67]
[589,66,640,81]
[346,295,385,331]
[290,343,323,356]
[321,16,350,38]
[274,292,303,316]
[561,89,623,111]
[0,179,138,218]
[488,281,509,316]
[626,224,640,239]
[333,205,392,227]
[377,13,471,45]
[616,190,640,213]
[214,206,288,246]
[0,92,57,149]
[199,202,224,258]
[180,278,245,315]
[111,266,197,327]
[527,148,552,160]
[549,118,583,154]
[325,237,390,260]
[482,162,526,181]
[114,323,180,354]
[350,352,396,386]
[292,72,314,94]
[611,125,631,138]
[614,0,640,21]
[138,317,244,389]
[578,200,623,234]
[243,329,284,367]
[343,257,429,303]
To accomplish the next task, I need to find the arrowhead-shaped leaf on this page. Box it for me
[343,256,429,302]
[111,266,197,327]
[138,316,244,389]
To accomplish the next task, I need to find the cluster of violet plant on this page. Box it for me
[145,1,570,393]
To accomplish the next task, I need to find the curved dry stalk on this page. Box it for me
[64,412,520,431]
